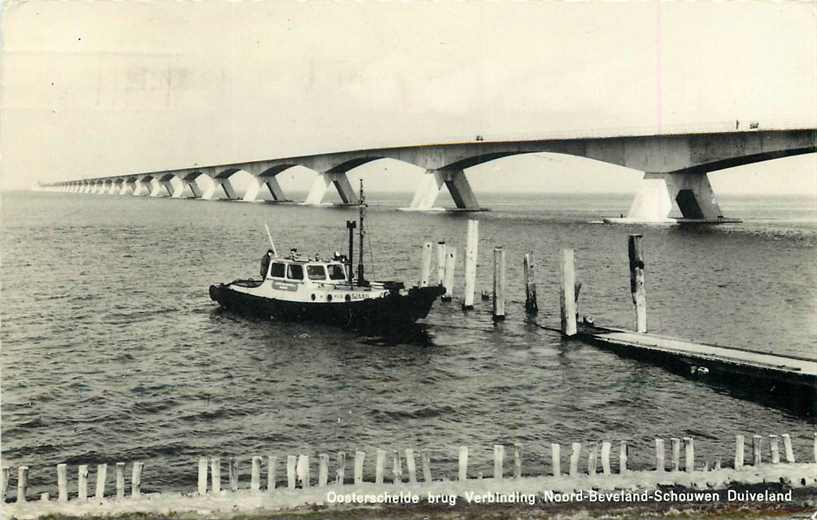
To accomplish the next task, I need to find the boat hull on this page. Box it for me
[209,283,445,329]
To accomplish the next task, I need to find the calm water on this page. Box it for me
[2,190,816,496]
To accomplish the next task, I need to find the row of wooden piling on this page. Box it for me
[3,433,814,502]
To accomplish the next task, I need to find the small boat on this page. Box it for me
[209,181,445,329]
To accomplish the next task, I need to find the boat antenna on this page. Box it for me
[357,179,366,285]
[264,223,278,257]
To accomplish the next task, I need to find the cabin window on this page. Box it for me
[287,264,304,280]
[307,265,327,281]
[328,264,346,280]
[269,263,285,278]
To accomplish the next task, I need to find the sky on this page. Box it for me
[1,0,816,195]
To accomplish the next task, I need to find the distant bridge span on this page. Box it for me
[46,126,816,223]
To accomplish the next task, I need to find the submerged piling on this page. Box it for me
[78,464,88,501]
[493,445,504,480]
[210,457,221,494]
[421,450,432,483]
[336,452,346,485]
[197,457,208,495]
[551,444,561,477]
[442,248,456,302]
[560,249,577,336]
[735,435,745,469]
[628,234,647,333]
[268,455,278,491]
[131,462,143,498]
[17,466,28,503]
[523,252,538,314]
[116,462,126,498]
[436,242,446,286]
[458,446,468,481]
[95,464,107,500]
[57,463,68,502]
[251,456,262,492]
[492,247,506,321]
[420,242,432,287]
[405,448,417,484]
[318,454,329,488]
[463,220,479,309]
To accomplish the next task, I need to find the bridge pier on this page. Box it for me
[180,175,203,198]
[135,177,153,196]
[607,172,731,223]
[203,177,237,200]
[160,178,177,197]
[303,172,359,206]
[120,180,134,196]
[107,180,118,195]
[405,169,481,211]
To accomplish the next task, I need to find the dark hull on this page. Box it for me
[209,283,445,330]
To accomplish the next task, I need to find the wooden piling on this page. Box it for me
[714,458,722,470]
[197,457,208,495]
[405,448,417,484]
[286,455,296,489]
[769,435,780,464]
[683,437,694,473]
[17,466,28,503]
[628,234,647,333]
[210,457,221,494]
[354,451,365,484]
[40,492,49,502]
[560,249,577,336]
[782,434,795,463]
[601,441,612,475]
[513,443,521,479]
[493,445,504,480]
[813,432,816,463]
[131,462,143,498]
[375,449,386,484]
[671,438,680,472]
[523,252,538,314]
[78,464,88,500]
[267,455,277,491]
[619,441,628,473]
[655,439,665,472]
[551,443,561,477]
[318,454,329,487]
[229,457,239,491]
[436,241,446,286]
[95,464,107,500]
[1,466,9,502]
[458,446,468,481]
[251,456,262,492]
[569,442,581,476]
[442,248,456,301]
[420,242,433,287]
[463,220,479,309]
[115,462,126,498]
[57,463,68,502]
[753,435,762,466]
[421,450,432,483]
[392,450,402,485]
[587,445,598,475]
[734,435,745,469]
[336,452,346,485]
[297,454,309,489]
[492,247,506,321]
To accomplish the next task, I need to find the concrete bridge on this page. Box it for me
[44,125,816,223]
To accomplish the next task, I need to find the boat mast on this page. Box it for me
[357,179,366,284]
[346,219,356,285]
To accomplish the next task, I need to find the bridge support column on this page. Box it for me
[262,176,287,201]
[120,180,134,195]
[406,169,481,211]
[160,179,176,197]
[242,176,263,202]
[202,177,237,200]
[615,172,728,223]
[303,172,359,206]
[181,176,202,198]
[135,177,153,196]
[107,181,118,195]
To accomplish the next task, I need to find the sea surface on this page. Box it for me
[1,190,816,496]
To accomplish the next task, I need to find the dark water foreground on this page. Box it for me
[2,191,816,496]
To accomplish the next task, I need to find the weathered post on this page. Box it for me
[569,443,581,476]
[336,452,346,485]
[752,435,762,466]
[513,443,521,479]
[229,457,239,491]
[813,432,816,463]
[421,450,432,483]
[197,457,208,495]
[551,443,561,477]
[587,445,598,475]
[436,241,446,286]
[115,462,126,498]
[95,464,107,500]
[492,247,506,321]
[442,248,456,302]
[619,441,629,473]
[458,446,468,481]
[297,454,309,489]
[267,455,277,491]
[78,464,88,500]
[628,234,647,333]
[405,449,417,484]
[420,242,433,287]
[523,252,538,314]
[601,441,612,475]
[493,445,504,480]
[17,466,28,503]
[392,451,402,485]
[318,454,329,487]
[463,220,479,309]
[286,455,296,489]
[251,456,262,492]
[375,449,386,484]
[57,463,68,502]
[210,457,221,494]
[671,438,680,472]
[131,462,143,498]
[655,439,665,472]
[354,451,365,484]
[560,249,577,336]
[683,437,694,473]
[40,492,49,502]
[735,435,745,469]
[769,435,780,464]
[1,466,9,502]
[782,434,795,463]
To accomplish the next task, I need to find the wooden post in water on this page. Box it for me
[78,464,88,500]
[267,455,277,491]
[375,449,386,484]
[392,450,402,485]
[229,457,239,491]
[95,464,107,500]
[523,252,538,314]
[655,439,665,472]
[782,434,795,463]
[551,444,561,477]
[57,464,68,502]
[115,462,126,498]
[735,435,745,469]
[197,457,208,495]
[671,438,680,472]
[17,466,28,503]
[493,445,504,480]
[354,451,365,484]
[442,248,456,302]
[458,446,468,481]
[752,435,762,466]
[318,454,329,487]
[587,445,598,475]
[421,450,432,483]
[492,247,506,321]
[619,441,629,473]
[560,249,577,336]
[463,220,479,309]
[297,454,309,489]
[1,466,9,503]
[405,449,417,484]
[210,457,221,494]
[286,455,296,489]
[569,443,581,476]
[513,443,521,479]
[769,435,780,464]
[436,242,446,286]
[131,462,143,498]
[251,456,262,492]
[813,432,816,463]
[40,492,49,502]
[336,452,346,485]
[628,234,647,333]
[601,441,612,475]
[683,437,694,473]
[420,242,433,287]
